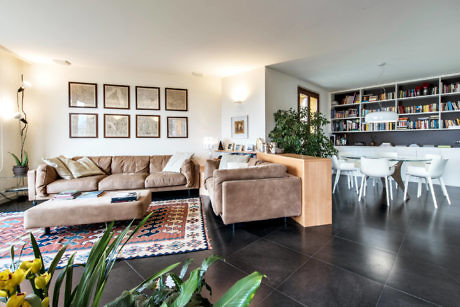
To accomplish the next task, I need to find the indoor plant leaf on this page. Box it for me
[214,271,264,307]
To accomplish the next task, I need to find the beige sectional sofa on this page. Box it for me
[204,158,301,225]
[28,155,199,201]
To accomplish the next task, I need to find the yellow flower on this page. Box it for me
[41,297,49,307]
[34,273,51,290]
[11,269,27,286]
[0,269,16,294]
[19,259,42,275]
[0,290,8,297]
[6,292,30,307]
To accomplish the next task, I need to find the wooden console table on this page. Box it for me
[257,153,332,228]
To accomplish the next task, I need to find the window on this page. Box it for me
[298,87,319,118]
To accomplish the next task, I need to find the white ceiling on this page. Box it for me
[1,0,460,90]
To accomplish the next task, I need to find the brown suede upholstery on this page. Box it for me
[47,175,107,194]
[111,156,150,173]
[35,164,58,197]
[145,172,186,188]
[28,155,199,200]
[24,190,151,229]
[204,159,301,224]
[98,173,148,190]
[204,159,219,186]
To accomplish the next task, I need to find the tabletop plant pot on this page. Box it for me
[12,165,29,176]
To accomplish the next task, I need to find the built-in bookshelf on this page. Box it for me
[330,73,460,135]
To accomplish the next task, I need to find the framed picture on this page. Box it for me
[136,86,160,110]
[167,116,188,138]
[165,88,188,111]
[231,115,248,139]
[246,144,254,151]
[68,82,97,108]
[104,84,130,109]
[136,115,160,138]
[226,143,234,151]
[69,113,98,138]
[234,144,243,151]
[104,114,130,138]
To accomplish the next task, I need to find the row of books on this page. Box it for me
[442,119,460,128]
[398,116,439,129]
[362,106,395,116]
[441,82,460,94]
[332,120,360,132]
[362,92,395,102]
[331,108,359,119]
[398,103,438,114]
[361,122,395,131]
[398,87,438,98]
[441,101,460,111]
[54,190,104,200]
[340,93,359,105]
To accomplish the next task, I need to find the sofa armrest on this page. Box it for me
[27,170,37,201]
[204,159,219,186]
[34,164,59,197]
[220,175,301,224]
[180,158,195,188]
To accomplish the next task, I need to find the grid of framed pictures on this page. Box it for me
[68,82,189,138]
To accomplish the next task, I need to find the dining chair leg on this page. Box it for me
[427,177,438,209]
[384,176,390,206]
[417,178,422,198]
[333,169,340,194]
[424,178,429,191]
[439,177,451,205]
[354,172,359,194]
[348,173,351,189]
[358,175,365,201]
[403,174,409,202]
[364,176,367,197]
[389,176,393,200]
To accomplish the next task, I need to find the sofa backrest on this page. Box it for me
[149,155,172,173]
[72,155,173,174]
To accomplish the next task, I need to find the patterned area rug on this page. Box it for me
[0,197,211,270]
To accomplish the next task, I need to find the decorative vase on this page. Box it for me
[12,166,28,177]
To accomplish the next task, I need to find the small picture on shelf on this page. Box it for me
[246,144,254,151]
[226,143,234,151]
[234,144,243,151]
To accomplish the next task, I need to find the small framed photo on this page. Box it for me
[69,113,98,138]
[165,88,188,111]
[104,84,130,109]
[167,116,188,138]
[246,144,254,151]
[104,114,130,138]
[136,86,160,110]
[136,115,160,138]
[68,82,97,108]
[226,143,234,151]
[234,144,243,151]
[231,115,248,139]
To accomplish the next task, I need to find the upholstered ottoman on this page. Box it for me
[24,190,151,233]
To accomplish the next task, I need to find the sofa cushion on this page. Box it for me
[145,172,186,188]
[36,164,58,196]
[73,156,112,174]
[149,155,171,172]
[111,156,150,174]
[43,156,73,179]
[180,159,195,187]
[60,156,106,178]
[47,175,107,194]
[163,152,193,173]
[219,155,250,169]
[98,173,148,190]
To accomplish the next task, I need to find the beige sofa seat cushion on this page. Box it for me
[98,173,148,190]
[149,155,172,172]
[60,156,105,178]
[145,172,186,188]
[111,156,150,174]
[47,175,107,194]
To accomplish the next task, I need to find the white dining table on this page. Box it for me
[340,154,431,196]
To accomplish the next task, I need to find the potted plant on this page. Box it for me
[9,151,28,176]
[269,107,337,158]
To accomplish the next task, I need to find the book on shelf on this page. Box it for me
[362,122,395,131]
[441,101,460,111]
[398,103,438,114]
[398,86,438,98]
[442,118,460,128]
[111,192,138,203]
[54,190,81,200]
[441,82,460,94]
[77,191,105,199]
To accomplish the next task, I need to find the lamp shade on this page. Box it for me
[365,111,398,123]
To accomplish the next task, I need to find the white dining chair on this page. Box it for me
[407,154,442,196]
[359,157,395,206]
[403,157,451,208]
[377,152,398,189]
[332,155,359,194]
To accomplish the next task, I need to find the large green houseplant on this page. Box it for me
[0,213,263,307]
[269,108,337,158]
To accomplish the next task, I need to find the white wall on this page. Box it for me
[265,67,330,140]
[0,49,26,191]
[24,64,221,167]
[221,67,265,146]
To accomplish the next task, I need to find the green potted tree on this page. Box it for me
[269,107,337,158]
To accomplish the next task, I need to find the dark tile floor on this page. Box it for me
[2,180,459,306]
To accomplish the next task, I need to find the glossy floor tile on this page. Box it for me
[2,180,459,306]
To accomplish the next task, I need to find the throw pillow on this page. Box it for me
[219,154,250,169]
[163,152,194,173]
[226,162,249,169]
[59,156,106,178]
[43,157,74,180]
